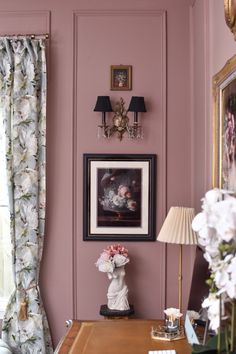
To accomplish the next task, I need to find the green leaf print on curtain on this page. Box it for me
[0,37,53,353]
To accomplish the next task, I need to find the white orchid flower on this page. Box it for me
[192,212,206,233]
[225,256,236,298]
[204,189,222,205]
[202,293,220,332]
[192,188,236,334]
[228,256,236,282]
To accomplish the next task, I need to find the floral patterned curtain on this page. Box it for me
[0,37,53,353]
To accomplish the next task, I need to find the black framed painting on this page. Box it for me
[83,154,156,241]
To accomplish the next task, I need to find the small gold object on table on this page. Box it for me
[151,324,185,341]
[151,308,185,341]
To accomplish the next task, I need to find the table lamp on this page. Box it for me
[157,207,198,313]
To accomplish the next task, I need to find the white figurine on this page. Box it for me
[107,265,130,311]
[96,244,130,311]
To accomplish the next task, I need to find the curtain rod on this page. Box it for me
[1,33,49,39]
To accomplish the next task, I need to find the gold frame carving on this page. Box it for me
[224,0,236,40]
[212,54,236,189]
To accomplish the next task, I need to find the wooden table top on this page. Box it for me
[55,319,192,354]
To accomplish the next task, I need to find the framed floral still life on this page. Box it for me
[83,154,156,241]
[110,65,132,91]
[213,53,236,191]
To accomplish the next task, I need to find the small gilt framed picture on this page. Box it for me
[110,65,132,91]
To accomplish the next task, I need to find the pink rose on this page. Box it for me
[118,185,130,198]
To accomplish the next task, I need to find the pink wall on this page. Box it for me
[190,0,212,212]
[209,0,236,74]
[74,8,167,322]
[0,0,195,348]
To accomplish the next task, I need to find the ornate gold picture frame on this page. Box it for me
[224,0,236,40]
[213,54,236,190]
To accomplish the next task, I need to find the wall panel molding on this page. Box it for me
[203,0,212,191]
[189,0,211,294]
[74,9,166,16]
[72,9,167,319]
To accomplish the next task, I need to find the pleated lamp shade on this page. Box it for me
[157,207,198,245]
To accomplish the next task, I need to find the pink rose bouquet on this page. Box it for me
[96,244,129,273]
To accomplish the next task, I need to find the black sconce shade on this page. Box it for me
[128,96,147,112]
[94,96,113,112]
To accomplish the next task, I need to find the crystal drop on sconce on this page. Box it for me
[97,125,110,139]
[97,125,104,139]
[127,125,144,139]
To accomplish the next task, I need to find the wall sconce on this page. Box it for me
[94,96,113,138]
[127,96,146,139]
[94,96,146,140]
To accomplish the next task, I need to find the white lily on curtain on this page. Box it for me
[0,37,53,353]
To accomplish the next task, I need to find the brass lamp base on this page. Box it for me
[151,324,185,341]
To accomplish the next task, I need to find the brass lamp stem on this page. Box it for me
[178,244,183,312]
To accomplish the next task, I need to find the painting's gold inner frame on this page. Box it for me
[212,54,236,188]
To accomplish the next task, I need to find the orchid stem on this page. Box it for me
[225,326,229,354]
[218,295,221,353]
[230,301,235,353]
